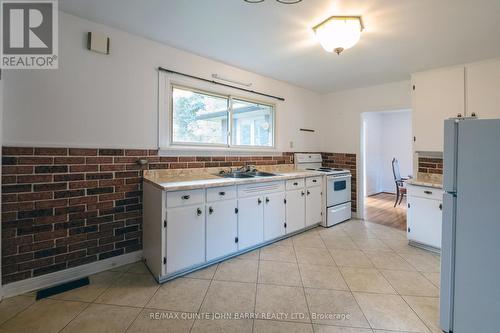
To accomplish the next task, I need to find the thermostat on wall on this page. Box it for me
[87,32,110,55]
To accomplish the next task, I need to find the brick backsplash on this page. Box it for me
[418,157,443,175]
[1,147,294,284]
[321,152,357,212]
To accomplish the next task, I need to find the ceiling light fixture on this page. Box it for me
[313,16,364,55]
[244,0,302,4]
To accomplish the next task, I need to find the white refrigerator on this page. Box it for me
[441,118,500,332]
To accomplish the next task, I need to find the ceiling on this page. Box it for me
[59,0,500,93]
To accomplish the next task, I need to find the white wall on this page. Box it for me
[321,81,412,153]
[379,111,412,192]
[363,111,412,196]
[363,113,382,196]
[321,81,412,215]
[2,12,323,152]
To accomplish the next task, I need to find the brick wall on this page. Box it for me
[321,153,357,212]
[418,157,443,175]
[1,147,293,284]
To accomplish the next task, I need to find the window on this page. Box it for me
[172,88,229,145]
[170,85,275,149]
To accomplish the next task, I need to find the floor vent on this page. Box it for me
[35,277,90,300]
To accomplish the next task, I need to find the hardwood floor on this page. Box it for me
[364,192,407,231]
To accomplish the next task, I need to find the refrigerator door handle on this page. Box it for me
[440,192,457,333]
[443,119,459,192]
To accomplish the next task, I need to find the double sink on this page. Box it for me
[217,171,277,178]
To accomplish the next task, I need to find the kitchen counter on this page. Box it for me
[406,172,443,189]
[143,165,323,191]
[406,178,443,189]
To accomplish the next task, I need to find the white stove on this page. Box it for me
[294,153,352,227]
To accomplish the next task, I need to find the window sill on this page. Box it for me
[158,145,280,156]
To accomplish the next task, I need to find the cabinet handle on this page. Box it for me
[301,191,305,196]
[196,208,202,216]
[307,190,310,195]
[258,198,262,205]
[293,182,298,186]
[209,206,214,214]
[265,197,270,203]
[439,203,442,210]
[181,195,190,200]
[312,179,317,183]
[424,190,433,195]
[218,191,226,196]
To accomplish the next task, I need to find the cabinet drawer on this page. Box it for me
[286,178,305,190]
[238,181,285,198]
[166,189,205,208]
[407,185,443,201]
[306,176,322,187]
[206,186,236,202]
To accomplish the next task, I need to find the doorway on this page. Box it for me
[360,109,412,230]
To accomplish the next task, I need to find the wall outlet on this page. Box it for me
[289,141,294,149]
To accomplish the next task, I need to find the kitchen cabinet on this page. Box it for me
[206,199,238,261]
[412,66,465,152]
[143,176,324,283]
[306,185,322,226]
[407,185,443,249]
[166,205,206,274]
[263,192,286,241]
[237,196,264,250]
[466,58,500,120]
[286,189,305,233]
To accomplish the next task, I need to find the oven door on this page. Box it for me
[327,174,351,207]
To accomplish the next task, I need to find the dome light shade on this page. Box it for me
[313,16,364,55]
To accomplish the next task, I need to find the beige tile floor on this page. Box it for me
[0,219,442,333]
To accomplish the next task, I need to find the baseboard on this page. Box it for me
[1,251,142,299]
[367,191,396,197]
[380,190,396,194]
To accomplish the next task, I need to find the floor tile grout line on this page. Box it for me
[122,268,163,333]
[336,260,374,331]
[0,296,43,329]
[251,249,261,333]
[88,269,127,303]
[293,236,315,327]
[346,221,434,332]
[189,263,217,333]
[399,294,435,333]
[56,300,93,333]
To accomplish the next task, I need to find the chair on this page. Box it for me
[392,158,407,207]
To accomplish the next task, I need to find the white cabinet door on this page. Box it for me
[166,205,205,274]
[306,186,322,226]
[412,66,465,152]
[286,189,305,234]
[263,192,286,241]
[466,59,500,120]
[407,196,442,248]
[237,196,264,250]
[206,200,238,261]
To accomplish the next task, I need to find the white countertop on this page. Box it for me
[406,178,443,189]
[144,169,324,191]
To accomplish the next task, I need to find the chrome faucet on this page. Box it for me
[237,164,256,173]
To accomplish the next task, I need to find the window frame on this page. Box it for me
[159,74,277,152]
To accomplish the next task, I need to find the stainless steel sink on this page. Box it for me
[247,171,277,177]
[217,171,277,178]
[218,172,255,178]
